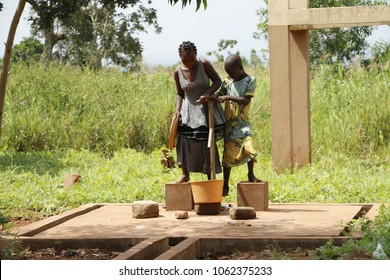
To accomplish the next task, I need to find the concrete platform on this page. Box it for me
[7,203,380,260]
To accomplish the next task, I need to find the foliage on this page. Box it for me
[370,40,390,66]
[249,49,266,68]
[255,0,388,64]
[167,0,207,11]
[11,37,44,64]
[0,213,21,260]
[63,1,161,69]
[206,39,238,62]
[315,205,390,259]
[27,0,89,62]
[26,0,161,68]
[0,2,3,12]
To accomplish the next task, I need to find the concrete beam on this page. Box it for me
[114,237,169,260]
[155,238,200,260]
[270,5,390,29]
[268,0,389,170]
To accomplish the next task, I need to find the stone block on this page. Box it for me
[237,181,269,211]
[194,203,221,215]
[175,211,189,219]
[132,201,159,219]
[229,207,257,220]
[165,182,194,211]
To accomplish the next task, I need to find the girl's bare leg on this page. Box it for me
[222,167,231,196]
[247,159,262,182]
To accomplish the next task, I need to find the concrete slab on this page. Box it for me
[7,203,383,259]
[14,203,378,239]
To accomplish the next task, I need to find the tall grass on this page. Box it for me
[310,63,390,158]
[2,61,388,158]
[3,64,176,154]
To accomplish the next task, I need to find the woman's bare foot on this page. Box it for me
[176,174,190,183]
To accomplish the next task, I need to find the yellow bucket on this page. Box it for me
[190,180,224,204]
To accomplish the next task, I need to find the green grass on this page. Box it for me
[0,148,388,219]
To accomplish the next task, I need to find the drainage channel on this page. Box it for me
[4,235,353,260]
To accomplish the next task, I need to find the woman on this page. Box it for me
[173,41,225,183]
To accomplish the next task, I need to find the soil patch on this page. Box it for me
[9,247,123,260]
[201,248,313,260]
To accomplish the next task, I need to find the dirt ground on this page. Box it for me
[11,247,123,260]
[5,247,374,260]
[7,246,312,260]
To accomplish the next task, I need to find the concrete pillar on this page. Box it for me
[269,0,311,171]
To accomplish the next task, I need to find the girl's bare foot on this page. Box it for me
[176,174,190,183]
[222,184,229,196]
[248,174,263,183]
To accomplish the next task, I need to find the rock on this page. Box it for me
[62,174,81,188]
[229,207,257,220]
[132,201,159,219]
[260,249,273,258]
[175,211,188,219]
[194,203,221,215]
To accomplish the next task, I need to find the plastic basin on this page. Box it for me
[190,179,224,204]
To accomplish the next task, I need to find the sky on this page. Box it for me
[1,0,389,66]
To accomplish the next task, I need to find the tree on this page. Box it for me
[255,0,387,64]
[27,0,160,68]
[12,37,44,64]
[206,39,238,62]
[62,1,161,69]
[0,2,3,11]
[370,40,390,64]
[26,0,90,63]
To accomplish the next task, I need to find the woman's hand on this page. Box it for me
[197,95,209,104]
[172,111,180,119]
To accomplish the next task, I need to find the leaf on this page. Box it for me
[202,0,208,10]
